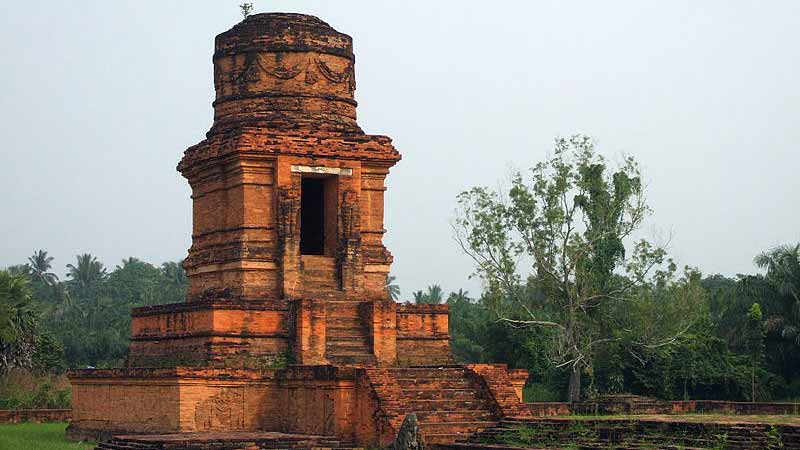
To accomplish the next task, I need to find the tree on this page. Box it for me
[160,261,187,288]
[66,253,106,292]
[754,244,800,346]
[239,3,253,19]
[454,135,683,402]
[386,275,401,301]
[413,284,444,305]
[744,303,765,402]
[5,265,31,278]
[27,250,58,287]
[0,271,38,373]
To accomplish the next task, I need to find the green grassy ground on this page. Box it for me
[0,422,94,450]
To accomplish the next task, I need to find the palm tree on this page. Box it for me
[447,289,471,304]
[754,244,800,344]
[386,275,401,301]
[117,257,143,270]
[66,254,107,291]
[414,284,444,305]
[27,250,59,286]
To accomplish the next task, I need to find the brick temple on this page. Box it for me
[68,13,531,448]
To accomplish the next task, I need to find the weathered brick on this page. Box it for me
[68,13,532,449]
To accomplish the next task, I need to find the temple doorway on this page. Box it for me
[300,176,338,256]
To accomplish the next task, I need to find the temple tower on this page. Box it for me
[69,14,530,446]
[123,14,448,368]
[180,13,399,303]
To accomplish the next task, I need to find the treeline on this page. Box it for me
[394,241,800,402]
[443,135,800,403]
[429,250,800,402]
[1,251,187,374]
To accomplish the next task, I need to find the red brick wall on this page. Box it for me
[68,367,390,446]
[396,304,451,365]
[0,409,71,424]
[128,301,290,367]
[467,364,532,419]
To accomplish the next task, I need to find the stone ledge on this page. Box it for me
[396,304,449,314]
[396,335,450,341]
[69,365,359,382]
[132,299,290,316]
[0,409,71,424]
[130,331,289,341]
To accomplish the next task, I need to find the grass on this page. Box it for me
[0,422,94,450]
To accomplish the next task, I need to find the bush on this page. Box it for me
[0,369,71,409]
[524,383,562,402]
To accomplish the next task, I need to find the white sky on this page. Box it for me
[1,1,798,299]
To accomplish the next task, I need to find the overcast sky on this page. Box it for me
[1,1,798,298]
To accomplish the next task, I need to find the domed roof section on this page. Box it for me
[214,13,354,61]
[210,13,360,135]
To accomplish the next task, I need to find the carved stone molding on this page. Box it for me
[223,52,356,94]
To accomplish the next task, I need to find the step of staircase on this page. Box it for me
[325,301,373,366]
[326,353,377,365]
[95,432,351,450]
[383,366,500,445]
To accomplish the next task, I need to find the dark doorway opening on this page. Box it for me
[300,177,325,255]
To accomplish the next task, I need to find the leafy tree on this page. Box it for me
[5,265,31,278]
[106,257,167,306]
[386,275,401,301]
[744,303,765,402]
[31,333,67,374]
[454,135,689,402]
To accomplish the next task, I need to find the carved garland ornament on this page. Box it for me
[230,52,356,93]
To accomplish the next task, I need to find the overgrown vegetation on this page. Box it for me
[1,253,187,409]
[0,370,70,410]
[445,136,800,402]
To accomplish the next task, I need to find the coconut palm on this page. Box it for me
[66,254,107,291]
[447,289,471,304]
[27,250,59,286]
[386,275,401,301]
[413,284,444,305]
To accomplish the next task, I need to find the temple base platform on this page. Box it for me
[67,364,531,447]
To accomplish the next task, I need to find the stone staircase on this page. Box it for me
[389,366,499,444]
[300,256,339,294]
[95,431,358,450]
[325,301,375,366]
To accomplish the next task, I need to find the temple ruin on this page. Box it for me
[68,13,531,448]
